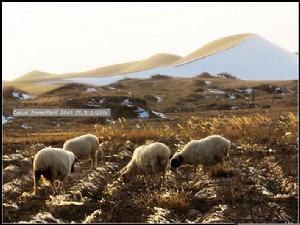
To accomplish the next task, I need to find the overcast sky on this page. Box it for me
[2,2,299,81]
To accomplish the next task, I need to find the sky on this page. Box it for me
[2,2,299,81]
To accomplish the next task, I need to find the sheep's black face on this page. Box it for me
[171,155,183,168]
[71,160,76,173]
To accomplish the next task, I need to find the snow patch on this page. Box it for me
[204,80,212,85]
[2,116,13,124]
[231,106,239,110]
[155,96,164,103]
[12,91,35,100]
[87,98,105,107]
[152,111,167,118]
[21,124,32,129]
[121,98,134,107]
[206,89,225,94]
[240,87,254,94]
[83,87,97,93]
[135,107,150,118]
[228,95,236,100]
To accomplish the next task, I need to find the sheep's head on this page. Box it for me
[119,166,131,183]
[170,153,183,169]
[71,157,79,173]
[120,162,138,183]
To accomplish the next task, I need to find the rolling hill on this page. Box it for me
[13,70,57,82]
[11,53,182,82]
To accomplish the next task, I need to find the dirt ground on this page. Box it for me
[3,115,298,223]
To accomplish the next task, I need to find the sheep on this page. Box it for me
[170,135,230,175]
[120,142,171,188]
[33,147,76,195]
[63,134,101,169]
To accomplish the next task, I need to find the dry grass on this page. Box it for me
[93,112,297,147]
[134,190,190,215]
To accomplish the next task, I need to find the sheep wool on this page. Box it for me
[121,142,171,187]
[63,134,101,169]
[170,135,230,170]
[33,147,76,195]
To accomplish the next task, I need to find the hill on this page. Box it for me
[11,33,298,83]
[121,53,181,73]
[12,54,181,82]
[175,33,252,64]
[13,70,56,82]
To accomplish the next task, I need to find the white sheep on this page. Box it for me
[170,135,230,174]
[33,147,76,195]
[120,142,171,187]
[63,134,101,169]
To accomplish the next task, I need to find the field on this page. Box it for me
[2,75,298,223]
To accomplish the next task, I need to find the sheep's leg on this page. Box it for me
[161,171,165,189]
[90,157,94,170]
[59,173,68,194]
[33,170,42,195]
[50,170,58,195]
[91,149,97,169]
[153,174,161,190]
[221,159,225,169]
[93,150,98,169]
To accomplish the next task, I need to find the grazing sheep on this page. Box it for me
[170,135,230,174]
[33,147,76,195]
[63,134,101,169]
[120,142,171,187]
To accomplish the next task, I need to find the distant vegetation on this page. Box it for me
[217,72,240,80]
[150,74,173,79]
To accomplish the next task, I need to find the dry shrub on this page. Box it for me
[134,191,190,215]
[93,112,297,148]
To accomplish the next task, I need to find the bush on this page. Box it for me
[217,72,240,80]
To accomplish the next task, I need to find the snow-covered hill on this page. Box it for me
[38,34,298,86]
